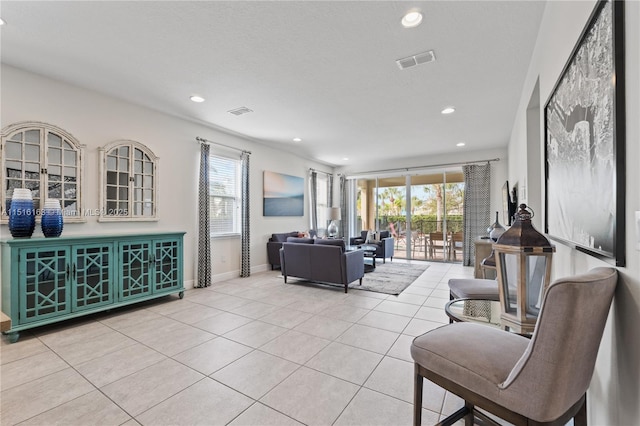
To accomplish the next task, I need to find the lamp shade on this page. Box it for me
[329,207,341,220]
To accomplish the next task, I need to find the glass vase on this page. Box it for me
[41,199,64,238]
[8,188,36,238]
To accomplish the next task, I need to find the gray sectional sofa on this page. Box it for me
[279,238,364,293]
[267,231,301,270]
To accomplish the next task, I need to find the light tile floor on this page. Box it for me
[1,260,475,426]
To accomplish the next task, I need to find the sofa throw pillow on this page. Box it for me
[272,231,299,242]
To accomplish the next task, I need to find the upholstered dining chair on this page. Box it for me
[411,267,617,426]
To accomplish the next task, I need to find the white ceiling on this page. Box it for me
[0,0,546,167]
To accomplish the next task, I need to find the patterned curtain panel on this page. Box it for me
[328,174,334,209]
[462,163,491,266]
[309,171,318,232]
[339,175,347,238]
[197,143,211,288]
[240,152,251,278]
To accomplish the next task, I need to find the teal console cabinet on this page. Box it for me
[1,232,185,342]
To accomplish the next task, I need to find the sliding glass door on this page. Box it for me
[350,169,464,262]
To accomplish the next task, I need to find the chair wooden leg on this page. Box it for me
[574,395,587,426]
[414,364,423,426]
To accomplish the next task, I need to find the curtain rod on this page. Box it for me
[343,158,500,177]
[196,136,251,155]
[309,168,333,176]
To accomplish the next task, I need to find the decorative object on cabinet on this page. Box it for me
[263,171,304,216]
[0,232,185,343]
[41,198,63,237]
[99,140,158,221]
[487,211,505,241]
[1,121,85,223]
[7,188,36,238]
[544,0,626,267]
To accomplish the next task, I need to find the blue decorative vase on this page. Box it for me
[8,189,36,238]
[41,199,64,238]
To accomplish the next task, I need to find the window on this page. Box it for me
[1,122,84,223]
[99,140,157,221]
[209,154,241,236]
[309,172,330,236]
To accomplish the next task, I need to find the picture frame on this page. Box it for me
[263,171,304,216]
[544,0,625,266]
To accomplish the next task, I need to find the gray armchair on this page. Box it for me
[411,267,618,425]
[349,230,394,263]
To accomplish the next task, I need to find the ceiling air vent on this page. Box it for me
[228,107,253,116]
[396,50,436,70]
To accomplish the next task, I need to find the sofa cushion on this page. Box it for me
[272,231,299,242]
[315,238,345,252]
[286,237,315,244]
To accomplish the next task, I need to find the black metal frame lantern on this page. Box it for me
[493,204,555,333]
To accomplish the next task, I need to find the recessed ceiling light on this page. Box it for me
[190,95,205,103]
[401,11,423,28]
[293,137,302,142]
[441,107,456,114]
[343,157,349,161]
[456,142,466,147]
[0,18,6,26]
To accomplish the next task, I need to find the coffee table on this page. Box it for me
[445,298,533,336]
[346,244,377,272]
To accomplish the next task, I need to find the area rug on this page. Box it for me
[348,262,430,295]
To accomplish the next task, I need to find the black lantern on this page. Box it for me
[493,204,555,333]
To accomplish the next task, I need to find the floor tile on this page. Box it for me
[228,301,282,319]
[305,342,383,385]
[0,368,94,425]
[389,293,428,306]
[101,358,204,416]
[99,307,163,330]
[19,390,131,426]
[228,402,304,426]
[35,320,112,348]
[144,296,197,315]
[197,293,253,311]
[223,321,288,348]
[121,318,215,356]
[75,343,166,388]
[357,310,411,333]
[319,304,370,322]
[173,337,253,375]
[335,324,399,354]
[211,350,299,399]
[259,330,330,364]
[192,311,253,335]
[49,329,137,366]
[341,294,385,309]
[168,303,224,324]
[1,351,68,390]
[415,306,450,324]
[259,308,313,328]
[364,356,445,412]
[284,298,334,314]
[260,367,359,426]
[334,387,440,426]
[403,318,446,337]
[293,315,353,340]
[136,378,253,426]
[423,296,450,309]
[373,300,420,317]
[387,334,415,362]
[0,335,52,365]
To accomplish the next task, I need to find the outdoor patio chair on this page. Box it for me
[426,232,446,260]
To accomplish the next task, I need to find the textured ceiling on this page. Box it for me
[0,1,546,166]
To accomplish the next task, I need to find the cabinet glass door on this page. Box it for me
[153,239,181,293]
[19,248,70,323]
[119,241,152,301]
[73,244,113,311]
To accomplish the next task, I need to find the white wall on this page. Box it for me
[0,65,332,286]
[507,1,640,424]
